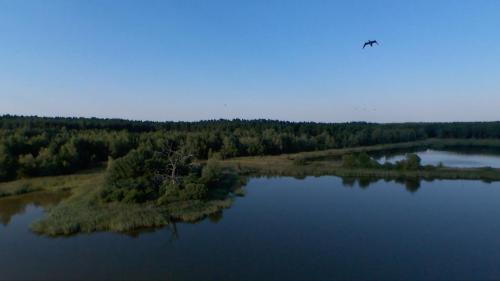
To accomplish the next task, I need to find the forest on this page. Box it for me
[2,115,500,234]
[2,115,500,183]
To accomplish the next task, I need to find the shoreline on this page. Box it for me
[1,138,500,236]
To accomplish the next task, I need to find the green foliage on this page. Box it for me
[102,142,225,204]
[201,159,223,187]
[220,135,240,159]
[240,136,264,155]
[2,115,500,182]
[341,154,357,168]
[101,148,157,203]
[395,153,422,170]
[341,152,380,169]
[182,182,208,200]
[17,154,37,178]
[0,146,17,181]
[108,131,135,158]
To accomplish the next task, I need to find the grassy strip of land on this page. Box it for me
[0,166,106,198]
[220,139,500,181]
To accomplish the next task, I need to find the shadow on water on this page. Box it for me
[0,191,70,226]
[102,210,225,242]
[251,173,493,195]
[339,174,497,193]
[340,176,423,193]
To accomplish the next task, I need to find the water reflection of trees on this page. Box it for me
[117,206,227,241]
[0,191,68,226]
[341,176,422,193]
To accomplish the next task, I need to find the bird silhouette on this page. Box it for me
[363,40,378,49]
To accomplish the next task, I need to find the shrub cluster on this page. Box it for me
[101,142,227,204]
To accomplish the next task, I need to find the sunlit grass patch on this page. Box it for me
[0,166,105,198]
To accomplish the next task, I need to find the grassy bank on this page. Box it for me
[0,166,105,198]
[220,139,500,181]
[31,193,241,236]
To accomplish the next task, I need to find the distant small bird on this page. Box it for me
[363,40,378,49]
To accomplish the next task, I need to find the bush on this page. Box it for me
[342,154,357,168]
[102,148,157,203]
[396,153,421,170]
[103,144,215,204]
[181,183,208,200]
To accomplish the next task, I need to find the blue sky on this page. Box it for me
[1,0,499,122]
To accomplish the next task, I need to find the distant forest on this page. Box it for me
[1,115,500,181]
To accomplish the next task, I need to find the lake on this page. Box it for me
[2,176,500,280]
[377,149,500,168]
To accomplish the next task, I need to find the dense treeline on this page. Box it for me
[1,115,500,181]
[101,139,228,203]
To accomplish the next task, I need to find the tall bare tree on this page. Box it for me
[153,142,193,186]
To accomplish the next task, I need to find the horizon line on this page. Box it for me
[1,113,499,125]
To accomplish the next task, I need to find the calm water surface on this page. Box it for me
[378,149,500,168]
[2,177,500,280]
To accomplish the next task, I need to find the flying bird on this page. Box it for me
[363,40,378,49]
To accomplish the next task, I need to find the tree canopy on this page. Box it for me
[1,115,500,181]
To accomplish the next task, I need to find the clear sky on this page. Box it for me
[1,0,499,122]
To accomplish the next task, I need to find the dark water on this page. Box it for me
[2,177,500,280]
[378,149,500,168]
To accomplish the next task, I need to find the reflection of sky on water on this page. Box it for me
[379,149,500,168]
[2,177,500,280]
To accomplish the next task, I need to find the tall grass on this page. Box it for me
[29,166,244,236]
[0,166,105,198]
